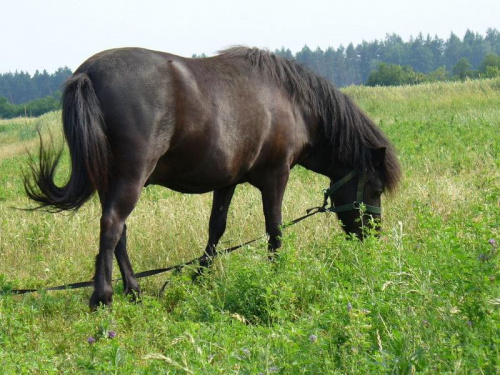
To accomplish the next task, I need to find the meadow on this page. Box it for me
[0,79,498,374]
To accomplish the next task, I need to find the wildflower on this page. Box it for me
[242,348,250,356]
[347,302,353,312]
[488,238,497,247]
[269,366,279,373]
[478,253,489,261]
[108,330,116,339]
[309,334,318,342]
[422,319,430,326]
[87,336,96,344]
[467,320,473,327]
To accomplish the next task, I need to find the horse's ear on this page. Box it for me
[371,147,386,168]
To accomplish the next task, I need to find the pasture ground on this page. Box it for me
[0,79,499,373]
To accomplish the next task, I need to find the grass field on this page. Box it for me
[0,79,499,374]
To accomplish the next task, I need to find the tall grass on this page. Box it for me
[0,79,499,373]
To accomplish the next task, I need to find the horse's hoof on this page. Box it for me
[191,263,212,283]
[124,278,141,296]
[268,252,278,262]
[89,289,113,311]
[188,256,210,283]
[124,286,142,303]
[191,267,204,283]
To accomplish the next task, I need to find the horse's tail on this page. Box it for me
[24,73,110,212]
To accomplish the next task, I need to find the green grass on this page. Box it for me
[0,79,499,374]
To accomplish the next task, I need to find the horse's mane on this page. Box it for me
[218,47,401,192]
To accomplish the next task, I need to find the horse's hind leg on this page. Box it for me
[91,180,142,309]
[114,224,141,300]
[199,184,237,270]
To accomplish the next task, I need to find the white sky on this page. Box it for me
[1,0,498,74]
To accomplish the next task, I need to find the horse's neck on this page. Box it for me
[298,135,335,178]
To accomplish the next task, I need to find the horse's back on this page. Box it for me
[70,48,310,193]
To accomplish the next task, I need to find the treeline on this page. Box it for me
[0,67,71,104]
[0,67,71,119]
[3,28,500,118]
[274,28,500,87]
[366,53,500,86]
[0,94,61,119]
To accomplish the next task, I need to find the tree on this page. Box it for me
[444,32,463,70]
[357,40,380,83]
[485,28,500,55]
[366,63,419,86]
[295,45,314,67]
[408,33,434,73]
[453,57,473,79]
[323,47,337,83]
[382,33,407,66]
[312,47,326,78]
[331,45,347,87]
[462,29,489,68]
[426,66,449,82]
[480,53,500,78]
[275,47,293,60]
[344,43,361,85]
[428,34,445,69]
[0,96,16,118]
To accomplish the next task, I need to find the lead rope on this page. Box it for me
[5,204,326,295]
[6,169,380,296]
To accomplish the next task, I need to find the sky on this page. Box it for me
[1,0,498,74]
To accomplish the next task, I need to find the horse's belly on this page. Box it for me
[145,152,247,194]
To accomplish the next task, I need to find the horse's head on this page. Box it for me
[328,148,386,239]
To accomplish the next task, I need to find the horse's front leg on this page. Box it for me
[258,168,290,256]
[199,184,237,270]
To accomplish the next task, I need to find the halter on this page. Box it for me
[322,170,382,215]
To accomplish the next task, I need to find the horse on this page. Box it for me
[24,47,401,309]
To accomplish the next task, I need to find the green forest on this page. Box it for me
[2,28,500,118]
[0,67,71,118]
[274,28,500,87]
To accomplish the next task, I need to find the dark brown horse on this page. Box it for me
[25,47,401,309]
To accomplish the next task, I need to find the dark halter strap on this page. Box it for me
[322,170,382,215]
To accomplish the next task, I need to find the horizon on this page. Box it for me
[1,0,498,75]
[1,27,497,76]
